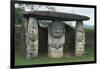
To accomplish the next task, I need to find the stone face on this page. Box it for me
[26,17,38,59]
[75,21,85,56]
[48,21,65,58]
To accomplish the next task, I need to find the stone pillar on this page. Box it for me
[21,17,29,57]
[75,21,85,56]
[26,17,38,59]
[23,17,28,36]
[48,21,65,58]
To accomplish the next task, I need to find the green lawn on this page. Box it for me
[15,47,95,66]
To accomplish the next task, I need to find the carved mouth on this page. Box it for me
[29,35,38,41]
[52,33,63,38]
[33,36,38,41]
[76,37,83,42]
[49,45,63,49]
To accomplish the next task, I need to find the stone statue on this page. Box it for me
[48,21,65,58]
[26,17,38,59]
[75,21,85,56]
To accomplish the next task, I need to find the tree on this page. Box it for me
[15,4,56,26]
[15,4,26,25]
[25,4,56,12]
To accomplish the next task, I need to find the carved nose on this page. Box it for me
[56,30,60,33]
[33,34,36,37]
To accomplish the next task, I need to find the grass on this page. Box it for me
[15,28,95,65]
[15,47,95,66]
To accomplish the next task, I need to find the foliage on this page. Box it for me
[15,4,56,25]
[85,28,94,33]
[15,7,25,25]
[24,4,56,11]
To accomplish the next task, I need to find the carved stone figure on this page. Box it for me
[48,21,65,58]
[75,21,85,56]
[26,17,38,59]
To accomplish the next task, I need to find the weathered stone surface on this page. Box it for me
[48,21,65,58]
[48,47,63,58]
[23,11,90,21]
[26,17,39,59]
[75,21,85,56]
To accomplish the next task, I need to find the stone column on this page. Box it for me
[23,17,28,36]
[20,17,28,57]
[75,21,85,56]
[48,21,65,58]
[26,17,39,59]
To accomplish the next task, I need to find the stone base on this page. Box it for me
[48,47,63,58]
[75,46,84,56]
[26,49,38,59]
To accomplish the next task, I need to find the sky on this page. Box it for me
[52,6,95,26]
[15,4,95,26]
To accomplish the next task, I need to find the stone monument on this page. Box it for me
[22,11,90,58]
[75,21,85,56]
[26,17,39,59]
[48,21,65,58]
